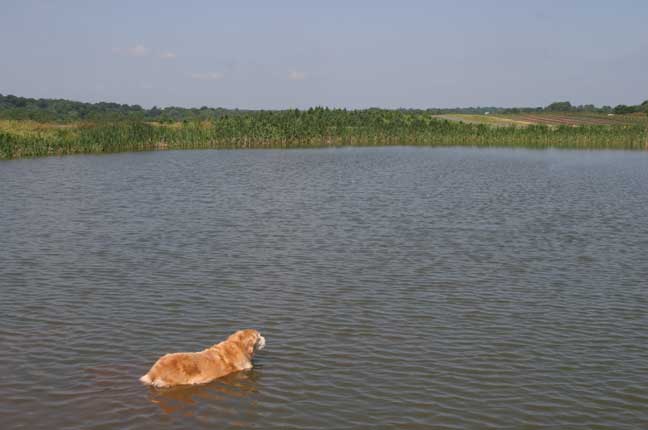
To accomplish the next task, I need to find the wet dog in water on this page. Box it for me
[140,329,266,388]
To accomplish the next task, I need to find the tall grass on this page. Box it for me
[1,110,647,159]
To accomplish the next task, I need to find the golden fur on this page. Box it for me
[140,329,265,388]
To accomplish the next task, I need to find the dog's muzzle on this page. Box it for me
[257,335,266,351]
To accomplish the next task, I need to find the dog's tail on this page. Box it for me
[139,374,152,385]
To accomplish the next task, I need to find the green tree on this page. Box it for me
[545,101,573,112]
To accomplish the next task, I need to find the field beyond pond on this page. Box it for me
[434,112,648,127]
[1,109,648,159]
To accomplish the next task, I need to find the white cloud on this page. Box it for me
[189,72,224,81]
[159,51,176,60]
[288,70,306,81]
[112,44,150,57]
[126,44,149,57]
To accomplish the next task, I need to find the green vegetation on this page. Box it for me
[3,93,647,123]
[1,95,647,159]
[1,109,647,159]
[543,99,648,115]
[0,93,252,122]
[613,101,648,115]
[545,101,576,112]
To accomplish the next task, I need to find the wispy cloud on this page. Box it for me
[128,44,149,57]
[288,70,306,81]
[112,44,150,57]
[189,72,224,81]
[159,51,176,60]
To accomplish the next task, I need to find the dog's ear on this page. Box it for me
[231,329,258,355]
[245,331,258,355]
[245,341,255,355]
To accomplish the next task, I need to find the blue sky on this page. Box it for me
[1,0,647,109]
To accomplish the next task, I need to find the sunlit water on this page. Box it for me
[1,147,648,429]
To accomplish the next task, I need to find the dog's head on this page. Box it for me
[228,329,266,356]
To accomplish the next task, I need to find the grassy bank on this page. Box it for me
[1,109,647,159]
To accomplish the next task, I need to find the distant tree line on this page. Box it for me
[0,93,251,122]
[544,100,648,115]
[611,100,648,115]
[0,93,646,122]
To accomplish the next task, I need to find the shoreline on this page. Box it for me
[3,140,648,162]
[1,118,647,160]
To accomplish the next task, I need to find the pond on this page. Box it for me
[1,147,647,429]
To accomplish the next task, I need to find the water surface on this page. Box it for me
[1,147,648,429]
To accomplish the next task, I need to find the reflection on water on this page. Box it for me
[148,370,261,416]
[2,147,648,429]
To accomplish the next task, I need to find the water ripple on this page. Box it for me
[1,148,648,429]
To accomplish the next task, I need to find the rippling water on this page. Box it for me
[1,147,648,429]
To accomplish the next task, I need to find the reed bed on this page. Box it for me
[1,110,647,159]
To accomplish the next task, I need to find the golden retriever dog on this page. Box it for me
[140,329,266,388]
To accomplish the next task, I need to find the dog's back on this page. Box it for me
[140,329,265,388]
[140,350,223,387]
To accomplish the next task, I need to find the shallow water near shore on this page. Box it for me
[1,146,648,429]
